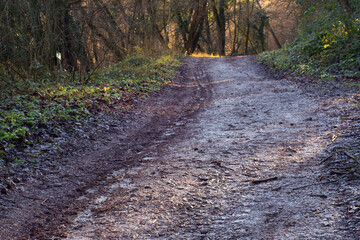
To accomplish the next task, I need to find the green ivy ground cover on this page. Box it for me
[0,54,182,168]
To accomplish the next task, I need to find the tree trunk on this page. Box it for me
[174,12,188,50]
[62,5,75,71]
[175,0,207,54]
[211,0,226,55]
[231,0,238,55]
[146,0,167,47]
[204,10,213,54]
[186,0,208,54]
[267,23,281,49]
[244,0,251,55]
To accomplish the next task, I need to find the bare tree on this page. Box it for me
[211,0,226,55]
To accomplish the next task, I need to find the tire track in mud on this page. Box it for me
[61,57,216,239]
[0,57,211,240]
[62,56,356,239]
[1,57,356,239]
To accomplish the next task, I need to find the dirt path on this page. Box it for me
[63,56,356,239]
[1,56,359,239]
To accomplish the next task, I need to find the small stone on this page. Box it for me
[198,175,209,181]
[0,188,8,194]
[53,182,63,187]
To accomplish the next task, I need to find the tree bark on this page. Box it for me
[211,0,226,55]
[175,0,208,54]
[62,5,75,71]
[186,0,208,54]
[244,0,251,55]
[204,10,213,54]
[267,23,281,49]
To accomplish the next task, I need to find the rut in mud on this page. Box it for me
[63,56,357,239]
[1,56,359,239]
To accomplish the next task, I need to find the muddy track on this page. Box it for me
[0,56,359,239]
[0,57,211,239]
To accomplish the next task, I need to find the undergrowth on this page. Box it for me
[258,1,360,84]
[0,54,182,168]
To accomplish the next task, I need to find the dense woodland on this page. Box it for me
[1,0,359,80]
[0,0,300,80]
[0,0,359,167]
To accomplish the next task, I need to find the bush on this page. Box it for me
[259,1,360,79]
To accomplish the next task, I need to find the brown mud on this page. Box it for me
[0,56,359,239]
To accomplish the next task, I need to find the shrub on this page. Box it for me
[259,1,360,79]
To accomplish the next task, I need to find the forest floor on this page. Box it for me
[0,56,359,239]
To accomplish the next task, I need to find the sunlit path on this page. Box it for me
[64,57,355,239]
